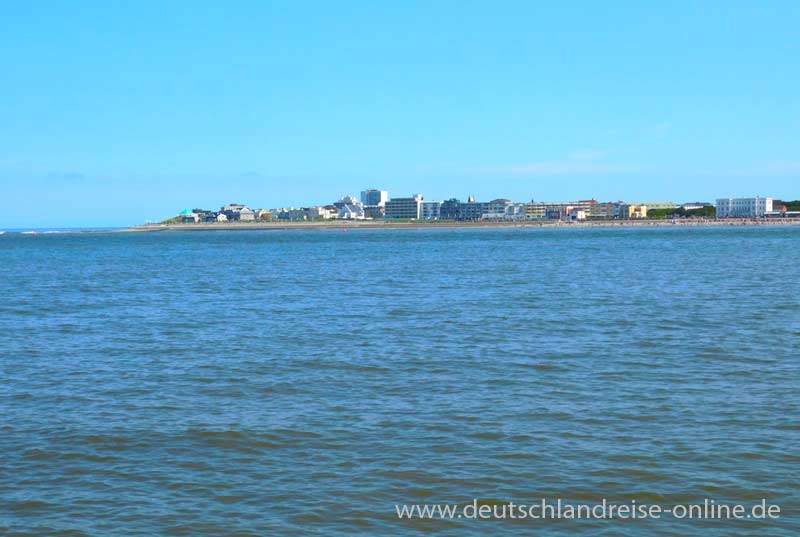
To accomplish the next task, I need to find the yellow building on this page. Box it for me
[620,204,648,219]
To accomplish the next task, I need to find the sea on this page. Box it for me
[1,226,798,535]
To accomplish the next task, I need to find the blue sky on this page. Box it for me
[1,1,798,227]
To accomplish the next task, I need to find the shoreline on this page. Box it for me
[123,219,800,232]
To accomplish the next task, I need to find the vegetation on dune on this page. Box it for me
[648,206,716,219]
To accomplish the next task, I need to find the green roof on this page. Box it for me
[179,209,194,215]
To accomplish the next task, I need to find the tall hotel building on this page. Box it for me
[385,194,423,219]
[360,189,389,207]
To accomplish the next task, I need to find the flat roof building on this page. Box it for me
[385,194,423,219]
[361,189,389,207]
[716,197,773,218]
[420,200,442,220]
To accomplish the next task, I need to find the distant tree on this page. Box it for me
[647,206,715,219]
[685,206,716,217]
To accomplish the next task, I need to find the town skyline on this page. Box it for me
[168,191,796,226]
[2,2,799,228]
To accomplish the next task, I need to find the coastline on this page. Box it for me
[123,218,800,232]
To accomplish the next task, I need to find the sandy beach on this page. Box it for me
[124,218,800,232]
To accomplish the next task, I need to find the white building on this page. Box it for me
[504,203,526,220]
[420,200,442,220]
[338,204,365,219]
[360,189,389,207]
[565,209,587,221]
[306,206,337,219]
[716,197,773,218]
[335,195,362,208]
